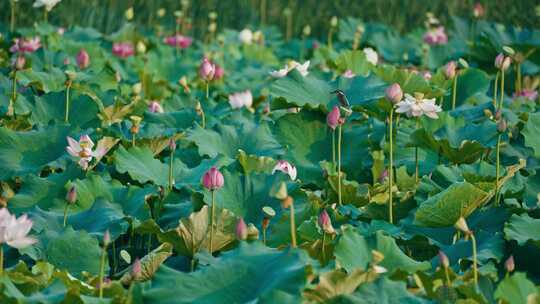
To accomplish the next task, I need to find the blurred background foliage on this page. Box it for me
[1,0,539,38]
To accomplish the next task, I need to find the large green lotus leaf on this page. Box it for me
[304,268,376,303]
[141,242,310,303]
[369,31,420,65]
[374,65,433,95]
[438,231,504,268]
[270,69,333,109]
[522,112,540,158]
[336,74,388,109]
[187,121,283,159]
[43,227,107,278]
[334,228,430,274]
[345,277,428,304]
[334,50,371,76]
[0,125,71,179]
[113,110,198,140]
[28,92,100,128]
[414,182,489,227]
[504,213,540,246]
[17,67,66,93]
[494,273,538,304]
[114,146,169,186]
[237,149,277,175]
[442,68,490,110]
[427,39,467,70]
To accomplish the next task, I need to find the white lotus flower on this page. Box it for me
[33,0,62,11]
[272,160,297,180]
[363,48,378,65]
[66,135,96,170]
[228,90,253,109]
[238,29,253,44]
[342,69,356,78]
[0,208,36,249]
[269,60,310,78]
[395,93,442,119]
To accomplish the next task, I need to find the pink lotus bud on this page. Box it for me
[327,106,341,130]
[213,64,224,80]
[148,101,164,113]
[497,119,507,133]
[14,56,26,70]
[444,61,457,79]
[385,83,403,104]
[236,218,248,240]
[495,53,511,71]
[379,169,389,183]
[169,138,176,151]
[473,3,485,18]
[76,49,90,69]
[66,186,77,204]
[63,57,70,65]
[199,57,215,81]
[438,251,449,268]
[103,230,111,246]
[494,54,504,69]
[318,210,335,234]
[112,42,135,58]
[202,167,224,191]
[132,258,142,278]
[505,255,514,273]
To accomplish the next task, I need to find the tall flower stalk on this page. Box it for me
[455,217,478,288]
[10,0,16,33]
[202,167,224,253]
[168,139,176,191]
[275,182,296,247]
[385,84,404,223]
[445,61,458,110]
[494,54,511,205]
[98,230,110,299]
[64,71,75,123]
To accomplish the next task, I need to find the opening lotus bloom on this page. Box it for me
[148,101,164,113]
[163,35,193,48]
[363,47,378,65]
[202,167,224,191]
[77,49,90,69]
[0,208,36,249]
[66,135,96,170]
[269,60,310,78]
[238,29,254,44]
[327,106,341,130]
[423,26,448,45]
[228,90,253,109]
[112,42,135,58]
[395,93,442,119]
[199,58,216,81]
[33,0,62,11]
[10,37,42,54]
[473,3,485,18]
[272,160,297,181]
[385,83,403,104]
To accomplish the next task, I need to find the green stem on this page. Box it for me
[168,149,174,191]
[9,71,17,117]
[332,130,336,170]
[470,233,478,289]
[444,266,451,287]
[516,64,522,94]
[98,244,107,298]
[209,190,215,253]
[337,124,342,206]
[65,82,72,123]
[43,9,48,23]
[63,203,69,227]
[260,0,267,25]
[493,72,499,108]
[495,134,501,206]
[10,0,15,33]
[286,14,292,41]
[262,228,267,246]
[327,28,333,49]
[415,118,420,184]
[290,201,297,248]
[112,241,117,273]
[321,232,326,261]
[499,70,505,109]
[452,75,458,110]
[131,133,136,147]
[201,107,206,129]
[205,82,209,100]
[388,110,394,224]
[0,245,3,276]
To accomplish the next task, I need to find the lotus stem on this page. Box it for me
[131,133,136,147]
[470,233,478,289]
[289,200,297,248]
[321,232,326,261]
[168,149,174,191]
[9,70,17,117]
[43,9,48,24]
[337,124,343,206]
[262,227,267,246]
[111,241,117,273]
[495,134,501,205]
[516,64,522,94]
[444,265,451,287]
[0,245,3,275]
[388,109,394,224]
[493,72,499,108]
[499,69,505,110]
[10,0,15,33]
[415,118,420,184]
[285,14,292,41]
[209,190,216,253]
[327,28,334,49]
[260,0,267,25]
[98,242,108,298]
[205,82,209,100]
[63,203,69,227]
[65,80,72,123]
[452,75,458,110]
[332,130,336,170]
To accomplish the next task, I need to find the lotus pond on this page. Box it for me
[0,1,539,303]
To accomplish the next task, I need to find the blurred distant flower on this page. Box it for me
[238,28,253,44]
[423,26,448,45]
[395,93,442,119]
[444,61,457,79]
[269,60,310,78]
[112,42,135,58]
[342,69,355,78]
[385,83,403,104]
[202,167,224,191]
[66,135,95,170]
[513,89,538,101]
[57,27,65,35]
[199,57,215,81]
[213,63,224,80]
[422,71,432,80]
[236,218,248,240]
[163,35,193,48]
[473,3,485,18]
[10,37,41,54]
[125,7,134,20]
[148,101,164,113]
[318,209,335,234]
[363,47,378,65]
[0,208,36,249]
[76,49,90,69]
[13,56,26,70]
[272,160,297,180]
[228,90,253,109]
[33,0,61,11]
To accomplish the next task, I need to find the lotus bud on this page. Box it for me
[327,106,341,130]
[318,209,335,234]
[501,56,512,71]
[497,119,507,133]
[199,57,215,81]
[444,61,457,79]
[132,258,142,279]
[473,3,485,18]
[246,223,259,240]
[385,83,403,104]
[303,25,311,37]
[14,55,26,70]
[208,11,218,20]
[454,217,471,234]
[438,251,449,268]
[371,250,385,264]
[125,7,134,21]
[169,138,176,151]
[157,8,166,17]
[495,53,511,71]
[330,16,338,27]
[208,22,217,33]
[505,255,515,273]
[202,167,224,191]
[103,230,111,246]
[76,49,90,69]
[195,101,203,115]
[136,41,147,54]
[236,218,248,240]
[66,185,77,204]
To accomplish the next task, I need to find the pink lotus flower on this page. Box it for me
[163,35,193,48]
[473,3,485,18]
[202,167,224,191]
[148,101,164,113]
[513,89,538,101]
[385,83,403,104]
[272,160,297,181]
[214,64,224,80]
[228,90,253,109]
[342,69,355,78]
[77,49,90,69]
[318,210,335,234]
[0,208,36,249]
[10,37,41,54]
[66,135,96,170]
[236,218,248,240]
[495,53,511,71]
[112,42,135,58]
[395,93,442,119]
[199,57,216,81]
[423,27,448,46]
[66,186,77,204]
[505,255,514,272]
[327,106,341,130]
[444,61,457,79]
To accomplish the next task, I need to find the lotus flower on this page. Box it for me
[228,90,253,109]
[66,186,77,204]
[33,0,61,11]
[513,89,538,101]
[13,56,26,70]
[202,167,224,191]
[66,135,95,170]
[327,106,341,130]
[10,37,41,54]
[163,35,193,48]
[342,69,355,78]
[112,42,135,58]
[444,61,457,79]
[238,29,254,44]
[494,53,511,71]
[505,255,515,272]
[363,47,378,65]
[199,57,216,81]
[213,63,224,80]
[318,210,335,234]
[385,83,403,104]
[272,160,297,181]
[0,208,36,249]
[395,93,442,119]
[236,218,248,240]
[77,49,90,69]
[270,60,310,78]
[473,3,485,18]
[148,101,164,113]
[423,26,448,45]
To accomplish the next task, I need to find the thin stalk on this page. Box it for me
[262,228,267,246]
[65,81,72,123]
[209,190,215,253]
[63,203,69,227]
[0,246,3,275]
[43,10,48,23]
[98,243,108,298]
[112,241,117,273]
[200,108,206,129]
[289,201,297,248]
[415,118,420,183]
[321,232,326,261]
[452,75,458,110]
[190,231,196,272]
[327,28,334,49]
[131,133,136,147]
[470,233,478,289]
[495,134,502,205]
[9,71,17,116]
[205,82,209,100]
[332,130,336,170]
[492,72,499,108]
[286,14,292,41]
[337,124,342,206]
[499,70,505,109]
[168,149,174,191]
[10,0,15,33]
[444,266,451,287]
[260,0,267,25]
[388,110,394,224]
[516,64,522,94]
